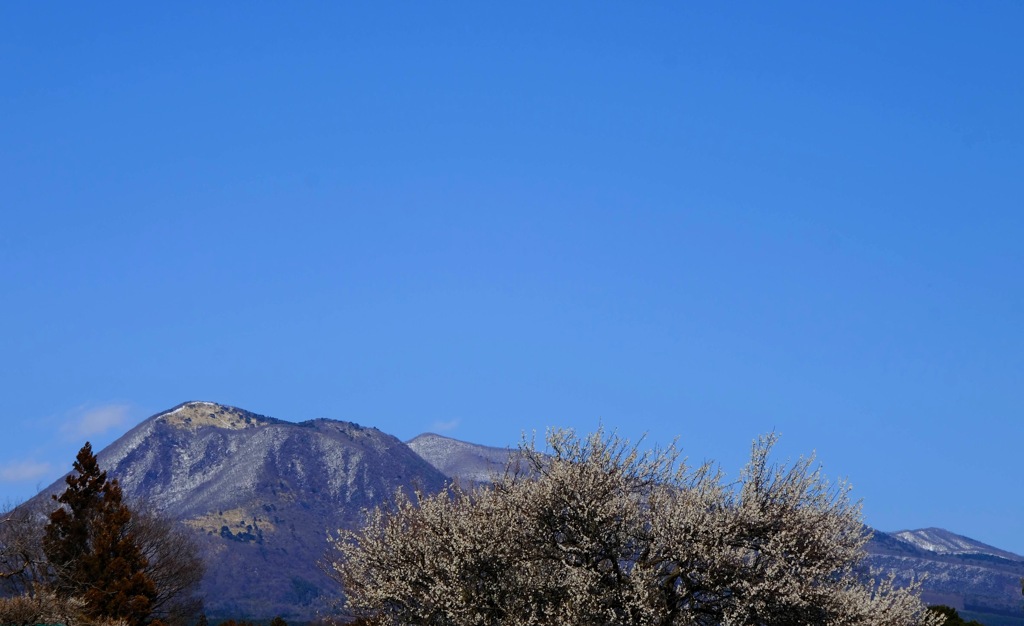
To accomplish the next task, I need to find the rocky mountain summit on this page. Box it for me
[33,402,1024,621]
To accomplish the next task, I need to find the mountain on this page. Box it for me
[865,529,1024,618]
[891,528,1024,563]
[35,401,449,620]
[31,402,1024,621]
[406,432,521,485]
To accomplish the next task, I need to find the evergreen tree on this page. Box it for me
[927,605,985,625]
[43,442,157,626]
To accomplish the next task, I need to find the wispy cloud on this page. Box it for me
[431,419,460,433]
[61,403,132,440]
[0,460,53,483]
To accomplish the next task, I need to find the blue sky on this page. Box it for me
[2,3,1022,554]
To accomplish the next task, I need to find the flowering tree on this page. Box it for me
[328,429,940,626]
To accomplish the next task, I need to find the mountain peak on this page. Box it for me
[155,401,276,431]
[408,432,459,445]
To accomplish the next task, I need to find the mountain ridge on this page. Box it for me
[406,431,522,486]
[28,401,1024,620]
[889,528,1024,563]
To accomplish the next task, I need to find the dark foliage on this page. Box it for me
[43,442,158,626]
[929,605,986,626]
[131,504,205,626]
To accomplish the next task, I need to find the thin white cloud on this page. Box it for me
[431,419,460,433]
[61,403,131,439]
[0,460,53,483]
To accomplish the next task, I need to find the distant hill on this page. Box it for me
[865,528,1024,618]
[30,402,1024,621]
[892,528,1024,563]
[406,432,521,485]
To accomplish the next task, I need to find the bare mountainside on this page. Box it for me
[31,403,1024,621]
[34,402,449,620]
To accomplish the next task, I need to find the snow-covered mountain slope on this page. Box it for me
[406,432,521,485]
[891,528,1024,562]
[863,529,1024,616]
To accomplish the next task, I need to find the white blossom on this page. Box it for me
[327,429,940,626]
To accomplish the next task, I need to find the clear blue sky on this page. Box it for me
[2,3,1021,554]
